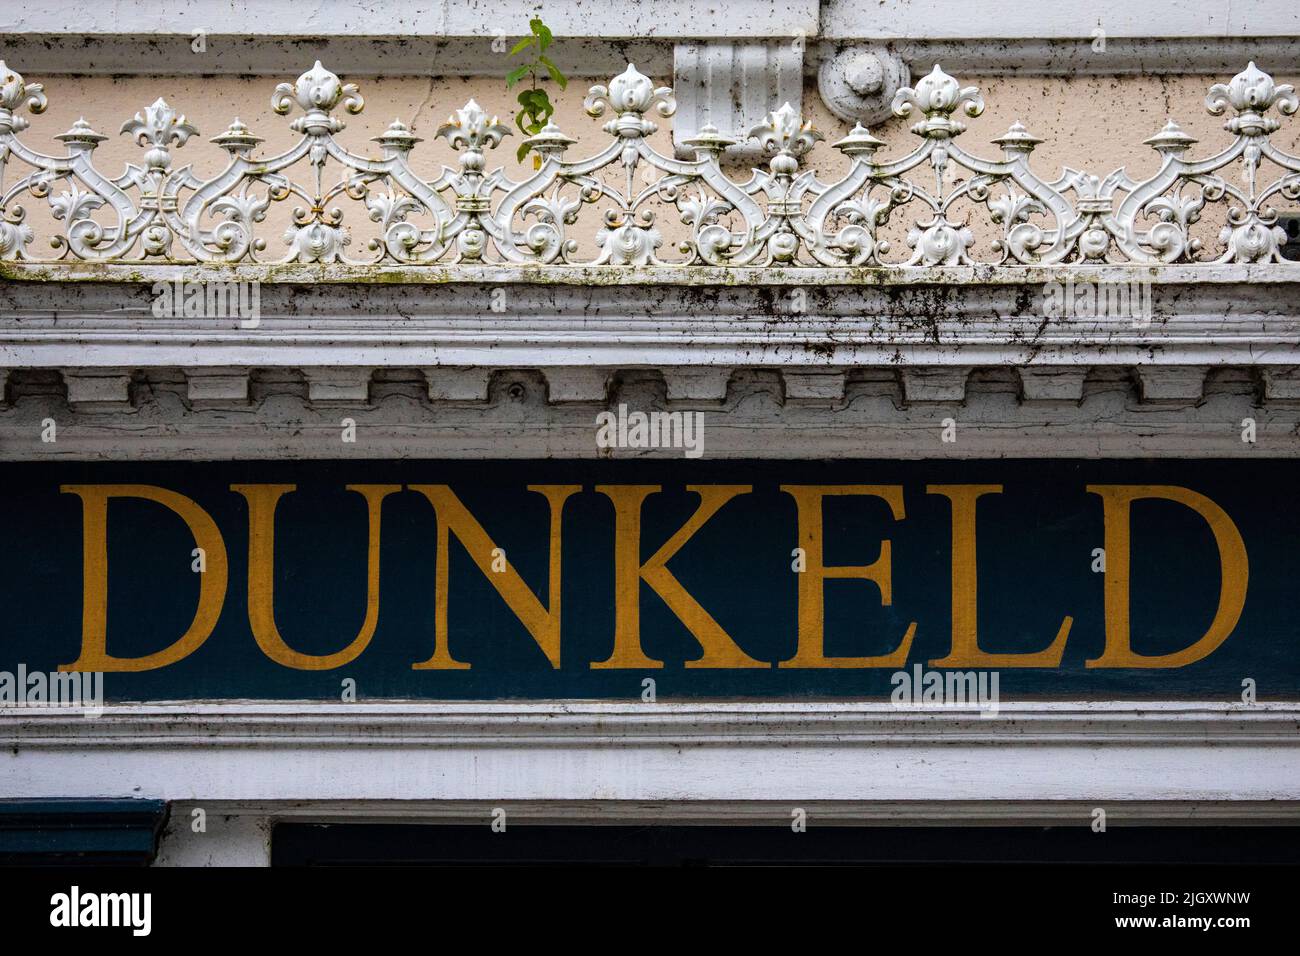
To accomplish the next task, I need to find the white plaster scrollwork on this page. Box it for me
[0,59,1297,267]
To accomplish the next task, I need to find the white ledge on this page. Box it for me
[5,702,1299,805]
[4,37,1297,79]
[4,260,1299,286]
[3,0,1292,40]
[2,264,1296,375]
[5,700,1297,746]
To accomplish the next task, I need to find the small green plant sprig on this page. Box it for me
[506,17,567,165]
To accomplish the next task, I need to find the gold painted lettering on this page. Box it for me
[408,484,579,670]
[927,484,1072,668]
[59,484,228,672]
[779,485,916,668]
[592,485,765,669]
[1087,484,1248,667]
[233,483,400,670]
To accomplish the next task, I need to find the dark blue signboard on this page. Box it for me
[0,459,1293,701]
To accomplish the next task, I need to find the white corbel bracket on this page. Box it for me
[672,41,804,161]
[901,367,971,404]
[784,369,847,404]
[1261,367,1300,402]
[301,368,373,404]
[663,368,733,402]
[424,368,493,403]
[1134,366,1207,406]
[544,368,615,404]
[62,369,133,410]
[185,368,250,407]
[1018,367,1089,404]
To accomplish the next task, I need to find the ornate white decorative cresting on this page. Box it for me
[0,59,1297,267]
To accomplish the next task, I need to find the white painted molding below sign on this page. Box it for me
[6,702,1298,814]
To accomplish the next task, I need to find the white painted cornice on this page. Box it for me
[2,264,1297,372]
[0,0,822,40]
[5,36,1298,79]
[3,263,1297,461]
[3,0,1291,41]
[2,1,1296,78]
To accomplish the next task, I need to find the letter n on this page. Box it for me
[408,485,579,669]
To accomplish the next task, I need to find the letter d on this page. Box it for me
[1087,484,1247,668]
[60,485,228,671]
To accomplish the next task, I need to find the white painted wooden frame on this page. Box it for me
[3,701,1296,865]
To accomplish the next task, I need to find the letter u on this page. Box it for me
[232,484,400,670]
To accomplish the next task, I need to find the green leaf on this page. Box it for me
[516,105,545,137]
[515,89,552,128]
[503,17,562,128]
[505,64,531,88]
[538,55,567,89]
[524,88,555,122]
[516,141,532,164]
[533,90,555,122]
[530,18,553,51]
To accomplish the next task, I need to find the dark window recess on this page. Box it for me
[1281,213,1300,261]
[273,823,1300,867]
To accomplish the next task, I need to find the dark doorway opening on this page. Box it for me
[273,823,1300,867]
